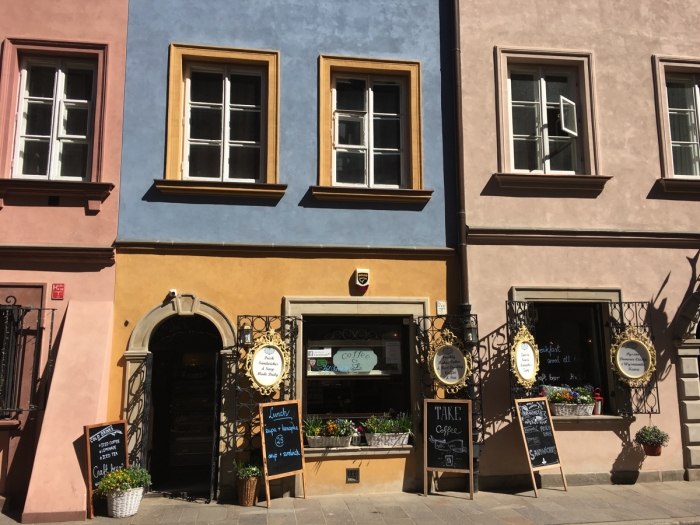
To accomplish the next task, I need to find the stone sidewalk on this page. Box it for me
[8,482,700,525]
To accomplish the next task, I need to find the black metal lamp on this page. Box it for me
[463,318,478,345]
[239,323,253,347]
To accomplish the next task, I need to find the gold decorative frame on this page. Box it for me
[245,330,291,395]
[609,326,656,387]
[510,325,540,389]
[428,329,472,393]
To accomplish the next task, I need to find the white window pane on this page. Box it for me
[335,151,366,184]
[336,79,365,111]
[545,74,571,103]
[26,102,53,136]
[21,140,50,175]
[373,153,401,185]
[64,106,89,136]
[560,96,577,137]
[338,117,363,146]
[59,142,89,178]
[672,144,699,176]
[513,138,541,171]
[27,66,56,98]
[511,104,538,136]
[65,69,93,101]
[373,83,400,114]
[228,146,260,179]
[188,144,220,178]
[230,74,261,106]
[669,111,697,143]
[190,107,222,140]
[510,73,538,102]
[548,137,576,172]
[229,109,260,142]
[373,118,400,149]
[190,71,223,103]
[667,79,694,109]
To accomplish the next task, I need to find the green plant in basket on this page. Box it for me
[322,418,356,437]
[362,413,413,435]
[95,467,151,496]
[235,461,262,479]
[362,414,390,433]
[634,425,669,447]
[390,413,413,434]
[303,414,324,436]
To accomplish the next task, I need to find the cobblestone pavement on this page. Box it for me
[8,482,700,525]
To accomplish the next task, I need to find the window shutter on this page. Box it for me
[506,301,539,406]
[607,302,660,415]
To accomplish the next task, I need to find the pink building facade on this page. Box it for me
[0,1,127,521]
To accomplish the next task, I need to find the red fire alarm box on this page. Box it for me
[51,283,65,300]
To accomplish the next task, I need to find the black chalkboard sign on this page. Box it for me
[84,420,129,518]
[423,399,473,499]
[514,399,567,497]
[258,400,307,507]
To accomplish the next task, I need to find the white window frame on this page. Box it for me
[665,74,700,178]
[12,57,95,181]
[331,73,406,188]
[183,62,266,182]
[507,66,581,175]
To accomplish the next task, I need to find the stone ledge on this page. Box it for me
[493,172,612,191]
[552,415,635,424]
[304,444,414,458]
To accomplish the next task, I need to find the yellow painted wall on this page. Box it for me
[108,250,456,421]
[306,455,416,494]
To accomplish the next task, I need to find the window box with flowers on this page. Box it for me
[303,416,356,448]
[361,413,412,446]
[544,386,594,416]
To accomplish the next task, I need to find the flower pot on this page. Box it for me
[550,403,594,416]
[643,444,662,456]
[237,476,259,507]
[107,487,143,518]
[305,435,352,448]
[364,432,410,446]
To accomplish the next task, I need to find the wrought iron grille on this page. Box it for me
[607,301,659,415]
[505,301,539,405]
[231,316,299,452]
[0,298,55,416]
[414,315,484,443]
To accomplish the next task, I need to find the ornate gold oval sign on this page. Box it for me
[510,325,539,389]
[245,330,291,395]
[428,329,472,393]
[610,326,656,387]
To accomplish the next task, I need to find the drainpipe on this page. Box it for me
[452,0,481,491]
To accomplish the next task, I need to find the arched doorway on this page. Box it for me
[148,314,222,498]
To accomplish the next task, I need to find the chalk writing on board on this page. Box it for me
[261,402,303,478]
[425,401,471,470]
[517,400,559,468]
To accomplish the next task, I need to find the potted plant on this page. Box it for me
[362,413,413,446]
[235,460,262,507]
[303,415,356,447]
[634,425,669,456]
[95,466,151,518]
[546,386,594,416]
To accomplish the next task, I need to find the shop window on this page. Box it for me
[303,315,411,417]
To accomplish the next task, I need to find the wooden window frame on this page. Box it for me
[653,55,700,193]
[494,47,609,192]
[314,55,432,204]
[159,43,284,199]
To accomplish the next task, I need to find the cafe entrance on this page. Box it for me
[148,315,222,500]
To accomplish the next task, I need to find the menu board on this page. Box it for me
[258,400,307,507]
[307,342,402,375]
[84,420,129,518]
[514,399,567,497]
[423,399,473,499]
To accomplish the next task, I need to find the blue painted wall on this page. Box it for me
[117,0,455,248]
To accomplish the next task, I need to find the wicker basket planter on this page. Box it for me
[107,487,143,518]
[237,476,259,507]
[364,433,410,446]
[550,403,594,416]
[305,435,352,448]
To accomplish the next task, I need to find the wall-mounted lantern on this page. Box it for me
[239,323,253,348]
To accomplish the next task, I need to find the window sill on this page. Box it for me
[552,415,636,424]
[0,420,21,430]
[154,179,287,199]
[304,444,414,458]
[657,177,700,193]
[0,179,114,212]
[494,173,612,191]
[310,186,433,204]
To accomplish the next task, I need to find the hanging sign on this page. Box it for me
[428,329,471,393]
[514,399,567,497]
[610,326,656,387]
[245,330,291,395]
[259,400,307,508]
[510,325,539,389]
[84,420,129,518]
[423,399,473,499]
